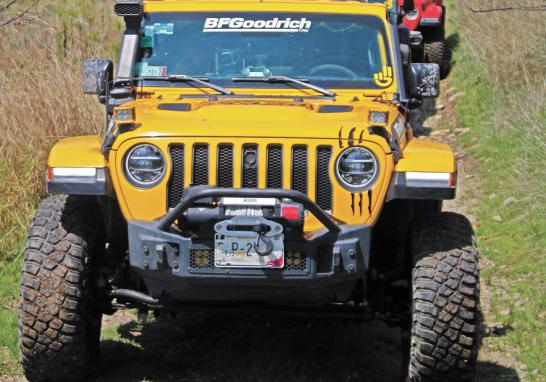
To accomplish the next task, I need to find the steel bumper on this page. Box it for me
[127,187,372,302]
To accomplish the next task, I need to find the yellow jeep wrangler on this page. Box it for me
[19,1,480,381]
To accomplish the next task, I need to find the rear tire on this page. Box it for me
[19,196,102,382]
[407,213,481,382]
[423,28,449,78]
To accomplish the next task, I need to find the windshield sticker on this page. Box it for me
[140,36,154,48]
[203,17,311,33]
[153,23,174,35]
[145,23,174,36]
[373,66,393,88]
[135,63,167,77]
[144,25,156,37]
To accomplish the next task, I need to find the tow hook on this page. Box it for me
[251,224,274,256]
[254,233,274,256]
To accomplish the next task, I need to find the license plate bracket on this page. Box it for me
[214,217,284,269]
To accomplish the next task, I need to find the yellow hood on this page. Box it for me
[112,97,397,151]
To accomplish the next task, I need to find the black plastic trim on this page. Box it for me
[386,172,456,201]
[47,168,113,196]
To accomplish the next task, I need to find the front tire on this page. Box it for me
[407,213,481,382]
[19,196,102,382]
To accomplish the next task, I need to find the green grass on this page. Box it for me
[448,4,546,380]
[0,254,23,376]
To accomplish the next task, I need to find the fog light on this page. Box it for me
[286,251,306,271]
[194,250,212,267]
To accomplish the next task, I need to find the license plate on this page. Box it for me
[214,234,284,268]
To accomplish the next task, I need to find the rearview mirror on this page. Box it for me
[408,63,440,98]
[82,59,114,95]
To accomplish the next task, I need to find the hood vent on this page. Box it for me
[318,105,353,114]
[158,103,192,112]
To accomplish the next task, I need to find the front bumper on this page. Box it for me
[128,187,371,303]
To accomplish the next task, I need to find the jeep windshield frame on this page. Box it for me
[134,12,396,91]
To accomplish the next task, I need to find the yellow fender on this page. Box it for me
[48,136,107,168]
[387,139,457,201]
[47,136,111,196]
[396,139,456,173]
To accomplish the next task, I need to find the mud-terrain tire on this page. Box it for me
[407,212,481,382]
[19,195,102,382]
[423,29,448,78]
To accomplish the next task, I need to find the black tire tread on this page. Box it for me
[408,212,480,382]
[423,27,449,78]
[19,195,96,382]
[424,40,446,68]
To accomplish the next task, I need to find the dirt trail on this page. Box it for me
[413,83,525,382]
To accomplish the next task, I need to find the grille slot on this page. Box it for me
[192,144,209,186]
[267,145,283,189]
[291,146,308,195]
[316,147,333,211]
[242,145,259,188]
[168,145,185,209]
[217,144,234,188]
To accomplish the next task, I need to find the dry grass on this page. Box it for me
[456,0,546,158]
[0,0,120,263]
[451,1,545,379]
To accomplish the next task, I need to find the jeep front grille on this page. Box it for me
[291,146,308,195]
[217,144,234,188]
[192,144,209,186]
[266,145,283,189]
[316,147,333,211]
[242,144,259,188]
[168,145,185,209]
[167,143,333,210]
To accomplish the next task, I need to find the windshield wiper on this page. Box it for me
[232,76,336,98]
[136,75,234,95]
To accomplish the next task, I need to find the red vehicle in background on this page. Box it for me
[398,0,448,76]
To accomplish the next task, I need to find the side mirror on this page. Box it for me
[82,59,114,95]
[408,63,440,98]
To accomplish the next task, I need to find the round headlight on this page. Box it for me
[335,147,379,191]
[124,144,166,187]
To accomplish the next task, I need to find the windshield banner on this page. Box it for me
[203,17,312,33]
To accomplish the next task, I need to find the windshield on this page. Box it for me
[136,12,394,90]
